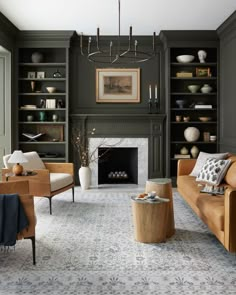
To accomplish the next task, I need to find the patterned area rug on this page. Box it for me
[0,188,236,295]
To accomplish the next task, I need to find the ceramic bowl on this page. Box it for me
[46,87,56,93]
[176,55,195,63]
[188,84,200,93]
[176,100,185,108]
[199,117,212,122]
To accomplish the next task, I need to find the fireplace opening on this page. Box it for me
[98,147,138,184]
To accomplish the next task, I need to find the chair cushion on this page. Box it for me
[50,173,73,192]
[4,151,46,170]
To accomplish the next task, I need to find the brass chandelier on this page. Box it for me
[80,0,156,64]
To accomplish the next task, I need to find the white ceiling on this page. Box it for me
[0,0,236,35]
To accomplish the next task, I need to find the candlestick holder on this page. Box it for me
[148,98,152,114]
[154,98,158,113]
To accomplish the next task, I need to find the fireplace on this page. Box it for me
[89,137,148,186]
[98,147,138,184]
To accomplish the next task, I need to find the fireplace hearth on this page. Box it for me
[98,147,138,184]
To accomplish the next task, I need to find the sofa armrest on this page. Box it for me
[44,163,74,176]
[224,187,236,252]
[177,159,197,176]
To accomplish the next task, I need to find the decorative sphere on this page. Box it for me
[184,127,200,142]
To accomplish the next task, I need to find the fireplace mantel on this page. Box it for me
[70,113,166,183]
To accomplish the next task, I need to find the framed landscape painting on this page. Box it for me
[96,68,140,103]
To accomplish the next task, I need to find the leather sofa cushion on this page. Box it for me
[196,195,224,231]
[178,175,224,231]
[50,173,73,192]
[177,175,201,204]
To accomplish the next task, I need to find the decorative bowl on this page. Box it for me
[188,85,200,93]
[46,87,56,93]
[176,55,195,63]
[199,117,212,122]
[176,100,185,108]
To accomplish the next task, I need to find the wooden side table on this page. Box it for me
[145,178,175,238]
[131,196,170,243]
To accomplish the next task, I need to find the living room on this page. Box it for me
[0,0,236,294]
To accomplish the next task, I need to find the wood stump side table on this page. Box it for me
[131,196,170,243]
[145,178,175,238]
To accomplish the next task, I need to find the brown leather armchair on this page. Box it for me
[0,180,36,264]
[2,151,75,215]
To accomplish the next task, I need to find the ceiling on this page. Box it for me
[0,0,236,35]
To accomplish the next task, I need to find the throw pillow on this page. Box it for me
[190,152,228,177]
[196,158,231,185]
[200,184,225,195]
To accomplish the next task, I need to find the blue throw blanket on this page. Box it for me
[0,194,29,246]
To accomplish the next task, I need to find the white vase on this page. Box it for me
[79,166,91,190]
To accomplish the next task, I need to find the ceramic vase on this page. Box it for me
[180,146,189,155]
[201,84,212,93]
[79,166,91,190]
[190,145,199,158]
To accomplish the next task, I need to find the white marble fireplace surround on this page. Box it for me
[89,137,148,187]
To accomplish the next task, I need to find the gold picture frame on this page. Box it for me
[96,68,140,103]
[196,67,211,77]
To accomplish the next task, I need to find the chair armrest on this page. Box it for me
[177,159,196,176]
[2,168,51,196]
[44,162,74,176]
[224,187,236,252]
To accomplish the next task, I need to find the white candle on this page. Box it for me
[149,85,152,99]
[155,84,157,99]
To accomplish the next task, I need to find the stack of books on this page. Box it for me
[194,104,212,109]
[174,154,191,159]
[176,72,193,78]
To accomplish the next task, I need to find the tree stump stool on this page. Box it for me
[145,178,175,238]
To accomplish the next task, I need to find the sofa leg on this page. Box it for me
[47,197,52,215]
[72,187,74,203]
[25,236,36,265]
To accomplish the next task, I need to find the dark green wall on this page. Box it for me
[217,11,236,153]
[69,35,165,115]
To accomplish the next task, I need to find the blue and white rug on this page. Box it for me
[0,187,236,294]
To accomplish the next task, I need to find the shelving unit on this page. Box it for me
[16,31,74,162]
[168,47,219,179]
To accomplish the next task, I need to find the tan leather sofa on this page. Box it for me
[177,155,236,253]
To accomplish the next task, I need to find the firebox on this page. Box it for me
[98,147,138,184]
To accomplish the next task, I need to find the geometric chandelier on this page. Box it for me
[80,0,156,64]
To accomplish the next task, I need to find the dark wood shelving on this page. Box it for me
[19,78,66,81]
[19,62,66,67]
[17,46,70,162]
[19,93,66,96]
[168,46,218,180]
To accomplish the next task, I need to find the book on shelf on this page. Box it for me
[176,72,193,78]
[194,104,212,109]
[174,154,191,159]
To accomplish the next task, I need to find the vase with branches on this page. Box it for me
[71,127,120,190]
